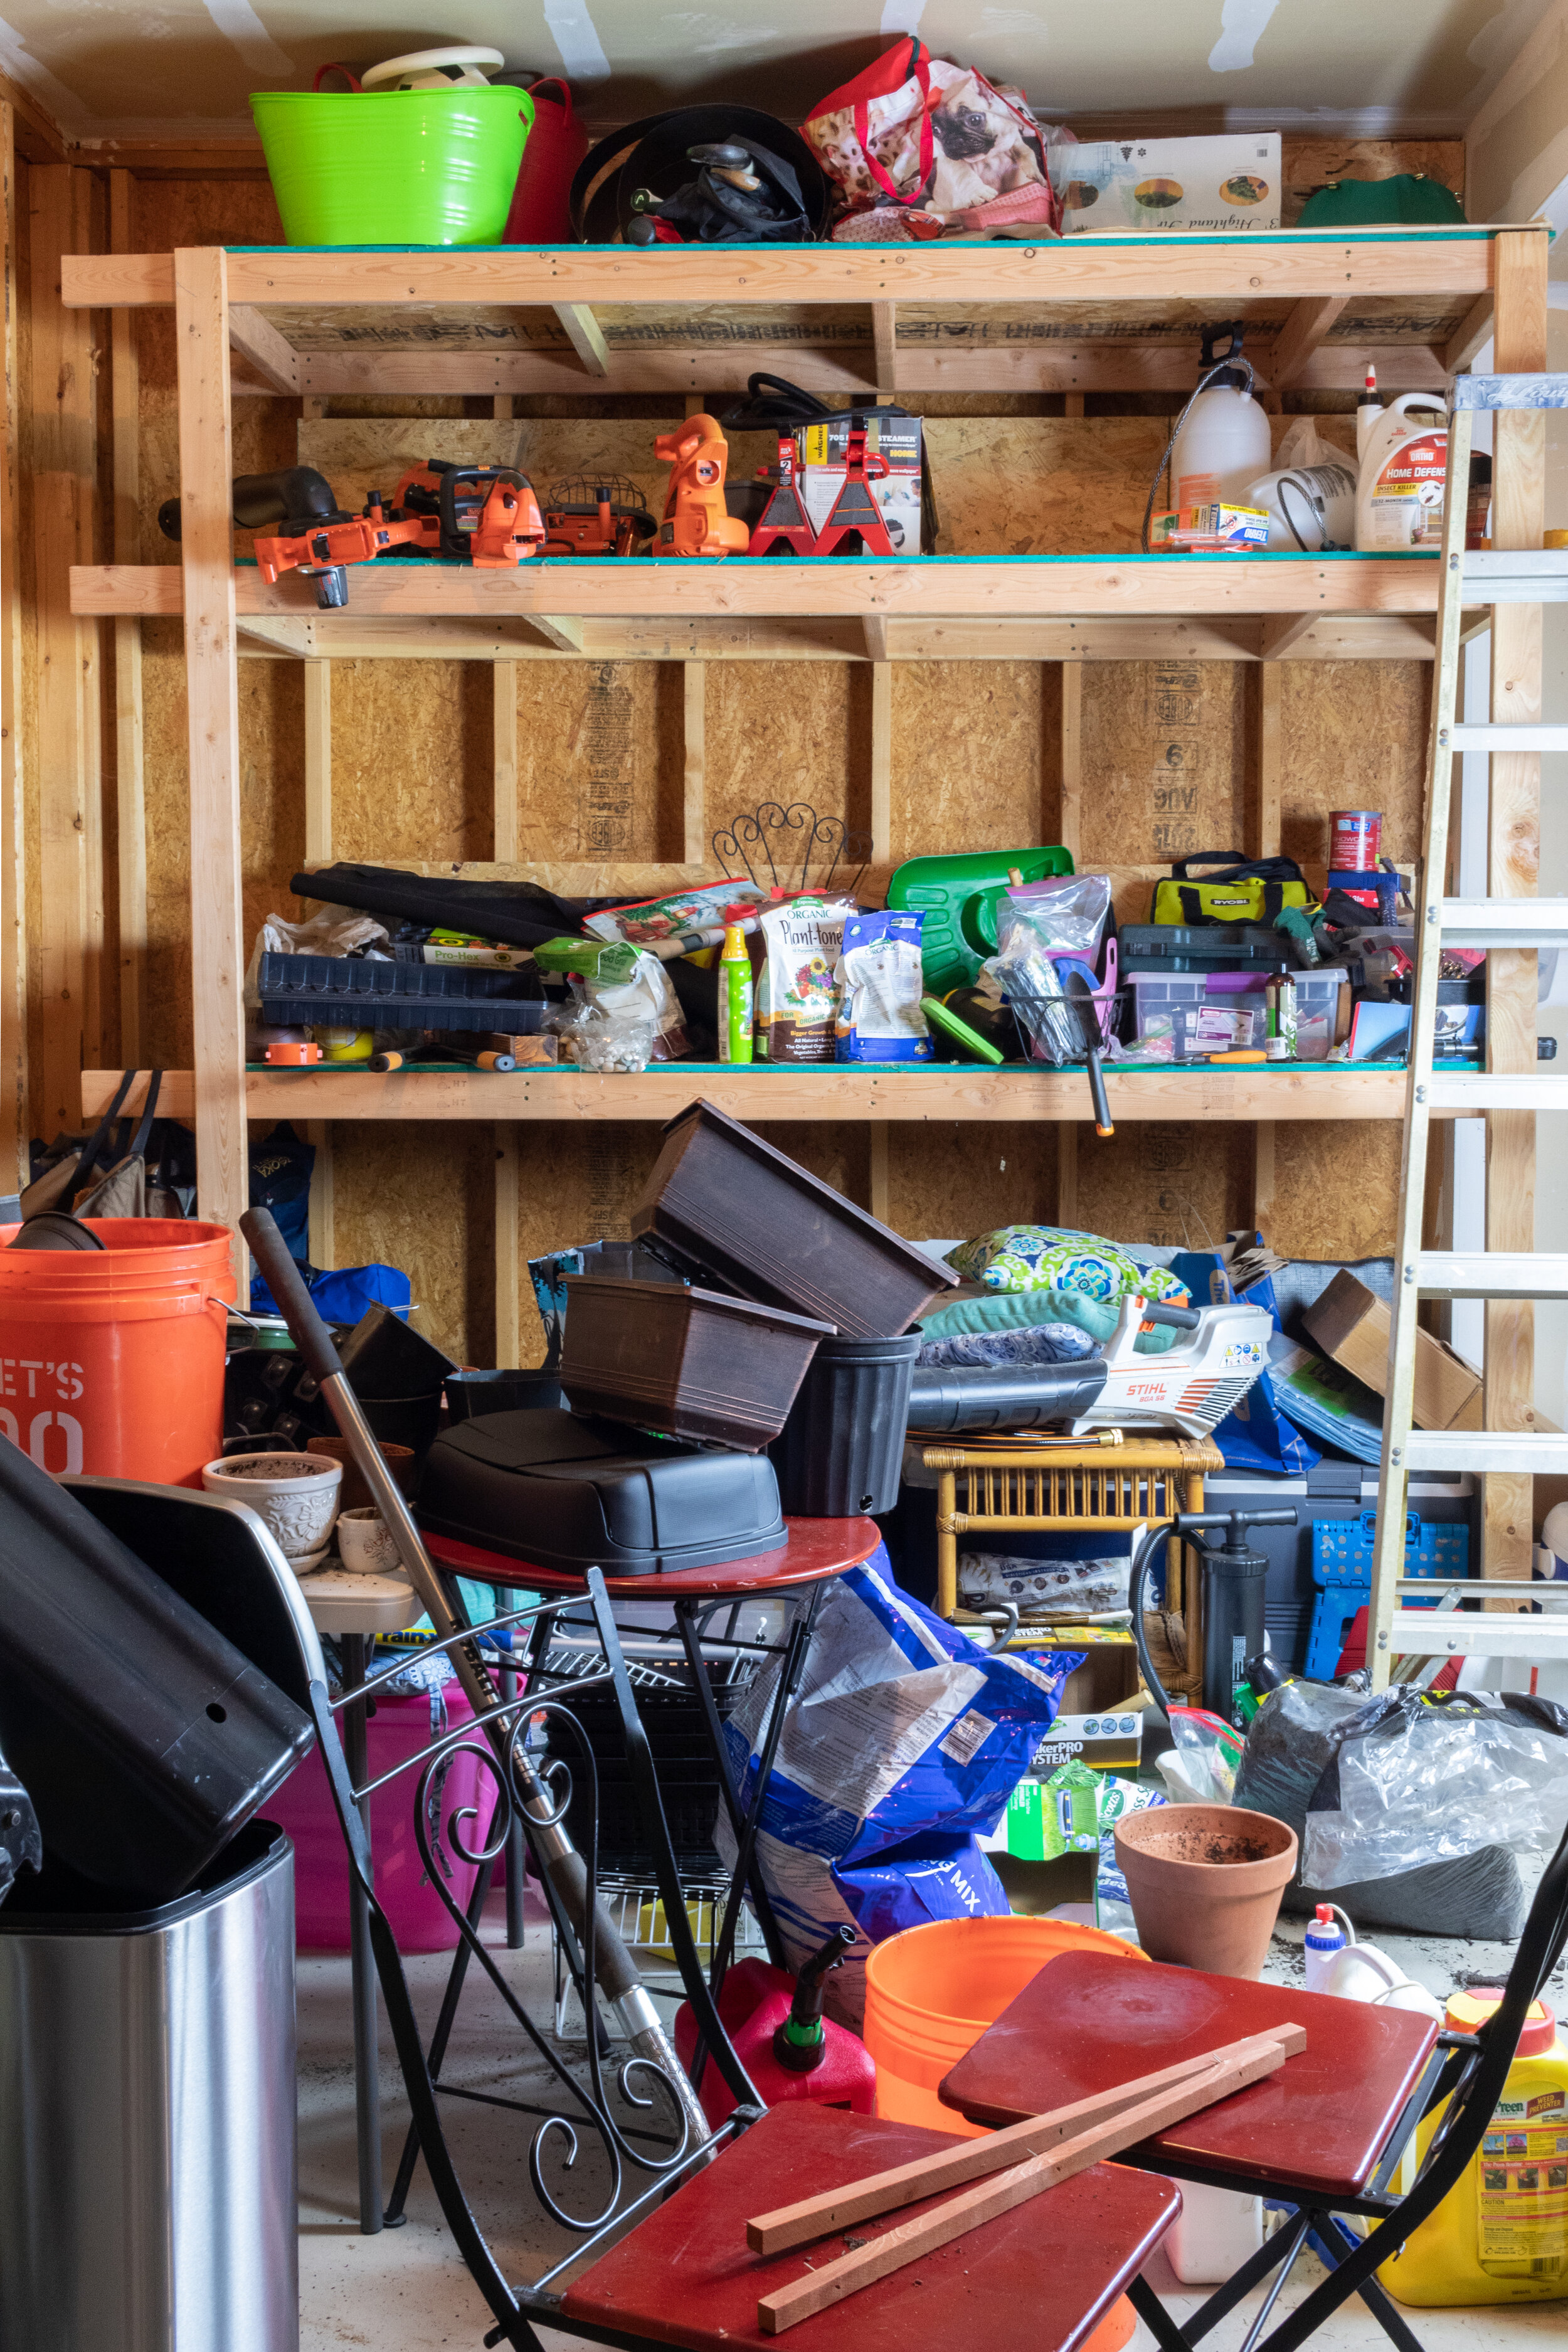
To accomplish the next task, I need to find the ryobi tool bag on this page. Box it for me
[1152,852,1315,928]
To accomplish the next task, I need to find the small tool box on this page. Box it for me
[1120,923,1287,975]
[1305,1507,1469,1679]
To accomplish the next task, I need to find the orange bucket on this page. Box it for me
[0,1220,236,1486]
[863,1914,1148,2136]
[864,1915,1150,2352]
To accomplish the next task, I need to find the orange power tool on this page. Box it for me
[652,415,750,558]
[253,462,546,605]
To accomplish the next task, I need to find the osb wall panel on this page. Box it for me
[1081,662,1249,867]
[893,663,1056,860]
[882,1125,1059,1242]
[1076,1121,1254,1253]
[328,660,491,867]
[329,1122,494,1367]
[705,665,869,854]
[1279,663,1429,872]
[139,640,304,1064]
[512,664,684,864]
[1266,1122,1401,1261]
[925,420,1169,555]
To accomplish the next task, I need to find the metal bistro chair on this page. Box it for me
[1120,1804,1568,2352]
[66,1476,1184,2352]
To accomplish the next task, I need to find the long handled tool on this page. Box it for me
[748,2023,1303,2334]
[239,1207,711,2149]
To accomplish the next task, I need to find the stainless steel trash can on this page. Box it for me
[0,1820,297,2352]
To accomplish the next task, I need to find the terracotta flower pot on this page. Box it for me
[1113,1804,1298,1980]
[305,1434,415,1516]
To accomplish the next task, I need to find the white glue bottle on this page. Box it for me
[1355,393,1448,550]
[1171,325,1272,511]
[1304,1904,1350,1993]
[1356,364,1380,461]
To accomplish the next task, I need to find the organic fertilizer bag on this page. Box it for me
[756,896,854,1064]
[714,1542,1079,2025]
[835,910,932,1063]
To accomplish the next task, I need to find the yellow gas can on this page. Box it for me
[1382,1992,1568,2306]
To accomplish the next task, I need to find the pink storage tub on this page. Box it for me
[267,1682,499,1952]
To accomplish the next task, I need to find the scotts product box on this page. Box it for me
[1152,503,1270,553]
[798,411,923,556]
[1031,1710,1145,1775]
[1059,135,1281,234]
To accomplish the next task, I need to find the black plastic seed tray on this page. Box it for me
[257,951,546,1032]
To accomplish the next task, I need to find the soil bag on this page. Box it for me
[716,1543,1078,2023]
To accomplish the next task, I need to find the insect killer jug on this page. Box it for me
[1171,326,1271,509]
[1355,393,1448,551]
[1380,1991,1568,2306]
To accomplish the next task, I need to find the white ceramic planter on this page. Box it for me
[201,1451,341,1559]
[336,1507,402,1577]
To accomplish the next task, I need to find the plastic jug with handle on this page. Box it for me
[1355,393,1448,550]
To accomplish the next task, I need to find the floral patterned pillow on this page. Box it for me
[944,1226,1190,1306]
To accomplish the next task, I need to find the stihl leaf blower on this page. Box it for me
[907,1296,1272,1440]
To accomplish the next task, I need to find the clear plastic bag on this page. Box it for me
[997,872,1113,958]
[1302,1688,1568,1890]
[1165,1705,1244,1804]
[556,998,659,1073]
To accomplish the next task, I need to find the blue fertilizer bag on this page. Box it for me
[716,1544,1079,2024]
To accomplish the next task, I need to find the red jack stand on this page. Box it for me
[812,419,894,558]
[748,433,818,556]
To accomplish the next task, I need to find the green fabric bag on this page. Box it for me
[1297,174,1465,229]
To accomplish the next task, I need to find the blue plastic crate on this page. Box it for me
[1303,1508,1469,1679]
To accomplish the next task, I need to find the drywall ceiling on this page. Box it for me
[0,0,1555,141]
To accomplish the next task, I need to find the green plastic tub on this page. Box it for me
[252,87,533,247]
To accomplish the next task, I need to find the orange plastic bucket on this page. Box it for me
[863,1915,1149,2352]
[0,1220,236,1486]
[863,1914,1148,2136]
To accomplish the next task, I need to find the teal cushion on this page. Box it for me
[916,1284,1179,1354]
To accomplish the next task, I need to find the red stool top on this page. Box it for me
[425,1515,881,1598]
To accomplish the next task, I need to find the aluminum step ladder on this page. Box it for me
[1369,371,1568,1686]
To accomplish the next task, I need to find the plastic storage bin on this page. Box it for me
[1128,970,1269,1049]
[252,85,532,247]
[265,1683,494,1952]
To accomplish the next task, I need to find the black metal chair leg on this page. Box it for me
[1127,2271,1194,2352]
[1312,2212,1429,2352]
[672,1595,787,1968]
[1236,2211,1313,2352]
[1180,2207,1309,2344]
[383,1853,496,2226]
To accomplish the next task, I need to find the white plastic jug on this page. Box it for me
[1245,462,1356,551]
[1172,379,1272,510]
[1355,394,1448,551]
[1315,1937,1444,2023]
[1162,2180,1264,2285]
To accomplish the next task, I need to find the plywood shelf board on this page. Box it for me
[82,1066,1417,1124]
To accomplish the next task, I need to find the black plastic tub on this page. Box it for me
[769,1333,920,1516]
[445,1368,566,1421]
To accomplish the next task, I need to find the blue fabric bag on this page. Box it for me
[1170,1237,1320,1475]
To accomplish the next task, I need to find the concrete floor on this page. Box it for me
[297,1885,1568,2352]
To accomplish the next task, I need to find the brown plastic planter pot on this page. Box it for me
[1112,1804,1298,1980]
[560,1275,834,1450]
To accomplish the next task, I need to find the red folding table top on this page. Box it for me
[561,2099,1178,2352]
[940,1949,1438,2201]
[425,1515,880,1598]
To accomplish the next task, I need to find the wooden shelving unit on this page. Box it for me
[60,221,1547,1369]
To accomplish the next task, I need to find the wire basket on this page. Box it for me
[1004,980,1125,1066]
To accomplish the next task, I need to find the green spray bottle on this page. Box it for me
[719,906,754,1064]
